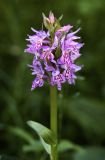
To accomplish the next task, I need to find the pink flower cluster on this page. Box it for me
[25,13,83,90]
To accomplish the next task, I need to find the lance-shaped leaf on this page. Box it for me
[9,127,35,145]
[22,143,43,153]
[27,121,57,154]
[58,140,83,153]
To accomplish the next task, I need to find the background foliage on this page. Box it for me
[0,0,105,159]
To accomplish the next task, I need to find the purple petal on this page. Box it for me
[31,76,44,90]
[67,28,81,38]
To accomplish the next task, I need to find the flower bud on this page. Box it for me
[49,11,55,24]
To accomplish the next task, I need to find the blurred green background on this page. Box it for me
[0,0,105,160]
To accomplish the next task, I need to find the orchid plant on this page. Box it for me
[25,12,83,160]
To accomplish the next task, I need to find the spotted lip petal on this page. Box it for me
[31,76,44,90]
[51,70,66,90]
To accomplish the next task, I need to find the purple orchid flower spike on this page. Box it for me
[25,12,83,90]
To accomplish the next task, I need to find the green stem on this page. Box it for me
[50,86,58,160]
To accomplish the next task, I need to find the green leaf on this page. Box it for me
[9,126,44,153]
[0,155,19,160]
[27,121,57,154]
[58,140,82,153]
[65,97,105,138]
[40,137,51,154]
[22,142,43,153]
[9,127,35,145]
[74,147,105,160]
